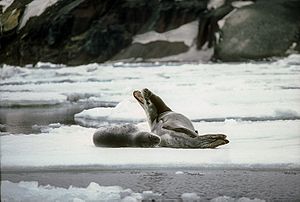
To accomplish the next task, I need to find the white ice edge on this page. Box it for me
[1,120,299,169]
[73,99,300,128]
[1,180,266,202]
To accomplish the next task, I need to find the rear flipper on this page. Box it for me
[191,134,229,148]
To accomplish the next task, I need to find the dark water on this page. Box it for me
[2,169,300,201]
[0,104,101,134]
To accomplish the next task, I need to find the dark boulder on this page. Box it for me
[112,41,189,61]
[197,4,234,49]
[0,0,208,65]
[1,0,299,65]
[215,0,300,61]
[153,0,207,33]
[84,24,132,62]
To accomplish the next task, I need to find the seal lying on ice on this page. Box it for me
[133,88,229,148]
[93,124,161,147]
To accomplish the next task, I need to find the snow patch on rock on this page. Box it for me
[0,0,14,12]
[231,1,254,9]
[207,0,226,10]
[19,0,60,29]
[133,21,198,47]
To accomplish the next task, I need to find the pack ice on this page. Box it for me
[1,55,300,169]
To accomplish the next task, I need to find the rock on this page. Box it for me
[197,4,234,49]
[0,0,31,50]
[0,0,207,65]
[0,8,22,32]
[153,0,207,33]
[1,0,299,65]
[84,24,133,62]
[0,0,161,65]
[215,0,300,61]
[112,41,189,61]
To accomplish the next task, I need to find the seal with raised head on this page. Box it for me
[93,124,161,147]
[133,88,229,148]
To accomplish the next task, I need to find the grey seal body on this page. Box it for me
[93,124,161,147]
[133,88,229,148]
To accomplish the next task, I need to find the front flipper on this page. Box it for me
[162,124,198,138]
[191,134,229,148]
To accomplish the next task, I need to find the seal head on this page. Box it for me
[134,131,161,147]
[133,88,171,125]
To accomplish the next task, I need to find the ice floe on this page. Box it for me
[74,95,300,128]
[1,56,300,120]
[1,120,299,170]
[181,192,201,201]
[211,196,265,202]
[0,92,66,107]
[74,97,146,127]
[1,55,300,170]
[1,180,266,202]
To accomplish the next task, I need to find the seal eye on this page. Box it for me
[146,100,150,105]
[142,88,152,98]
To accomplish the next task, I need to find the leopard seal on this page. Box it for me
[93,124,161,147]
[133,88,229,148]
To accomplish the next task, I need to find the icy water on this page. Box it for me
[2,169,300,201]
[1,56,300,201]
[0,104,89,134]
[0,103,116,134]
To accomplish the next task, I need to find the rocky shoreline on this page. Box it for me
[1,0,299,66]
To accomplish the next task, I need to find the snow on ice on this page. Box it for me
[74,97,146,127]
[1,55,300,169]
[1,180,266,202]
[1,120,299,169]
[1,55,300,119]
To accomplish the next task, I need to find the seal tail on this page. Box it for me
[191,134,229,148]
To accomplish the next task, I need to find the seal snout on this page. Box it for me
[133,88,153,104]
[134,132,161,147]
[149,133,161,145]
[133,90,144,104]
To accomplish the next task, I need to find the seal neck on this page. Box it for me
[157,111,171,120]
[150,94,172,114]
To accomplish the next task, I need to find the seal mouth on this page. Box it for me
[133,90,144,104]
